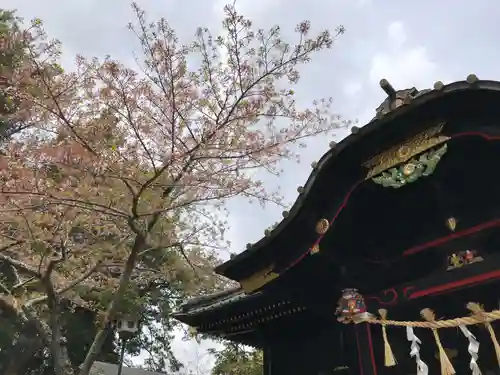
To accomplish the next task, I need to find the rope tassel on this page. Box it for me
[468,302,500,370]
[378,309,396,367]
[421,308,455,375]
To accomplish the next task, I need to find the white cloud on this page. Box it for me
[387,21,406,48]
[343,81,363,97]
[369,21,437,89]
[356,0,372,8]
[212,0,281,18]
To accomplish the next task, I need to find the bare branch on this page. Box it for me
[25,260,103,307]
[0,253,42,278]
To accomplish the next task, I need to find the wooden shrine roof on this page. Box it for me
[214,76,500,285]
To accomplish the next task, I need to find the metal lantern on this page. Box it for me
[335,288,373,324]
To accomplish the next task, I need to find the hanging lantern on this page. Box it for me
[335,288,374,324]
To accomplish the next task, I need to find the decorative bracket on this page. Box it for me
[371,143,448,188]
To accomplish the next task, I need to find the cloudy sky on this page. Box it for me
[4,0,500,372]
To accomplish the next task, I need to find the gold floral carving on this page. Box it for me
[362,123,450,179]
[239,265,279,293]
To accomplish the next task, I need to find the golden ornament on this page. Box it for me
[310,244,320,254]
[315,218,329,235]
[402,163,416,176]
[446,217,457,232]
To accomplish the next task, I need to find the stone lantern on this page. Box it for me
[116,316,140,340]
[115,315,140,375]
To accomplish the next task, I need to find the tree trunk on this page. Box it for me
[44,255,75,375]
[77,234,145,375]
[49,304,73,375]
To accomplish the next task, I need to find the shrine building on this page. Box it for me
[174,76,500,375]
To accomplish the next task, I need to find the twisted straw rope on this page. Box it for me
[365,310,500,329]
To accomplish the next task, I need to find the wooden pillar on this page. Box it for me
[263,345,272,375]
[354,323,377,375]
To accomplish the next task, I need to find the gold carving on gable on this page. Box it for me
[362,123,450,179]
[239,265,279,293]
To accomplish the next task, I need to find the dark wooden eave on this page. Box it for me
[176,247,500,328]
[175,287,244,312]
[173,286,307,336]
[173,287,250,318]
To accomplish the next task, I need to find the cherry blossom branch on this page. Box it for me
[25,262,104,310]
[0,190,130,218]
[27,47,97,157]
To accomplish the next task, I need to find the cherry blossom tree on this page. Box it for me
[0,3,346,374]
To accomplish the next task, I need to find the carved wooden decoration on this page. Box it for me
[362,123,450,180]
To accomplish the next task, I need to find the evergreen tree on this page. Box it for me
[210,344,263,375]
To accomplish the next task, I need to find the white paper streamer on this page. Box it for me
[459,325,482,375]
[407,326,429,375]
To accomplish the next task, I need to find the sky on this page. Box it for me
[4,0,500,373]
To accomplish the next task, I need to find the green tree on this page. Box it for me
[211,343,263,375]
